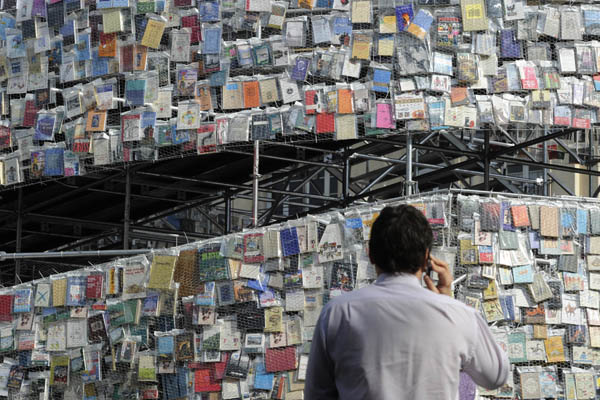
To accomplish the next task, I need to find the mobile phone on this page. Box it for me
[426,258,432,277]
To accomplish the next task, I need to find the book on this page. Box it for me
[50,355,69,386]
[35,283,51,307]
[265,346,296,372]
[86,274,103,299]
[122,262,147,300]
[13,288,32,313]
[198,243,230,282]
[141,18,166,49]
[147,255,177,290]
[121,114,142,142]
[66,276,86,306]
[87,313,107,343]
[52,278,67,307]
[461,0,487,31]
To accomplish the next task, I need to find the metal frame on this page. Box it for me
[2,127,600,284]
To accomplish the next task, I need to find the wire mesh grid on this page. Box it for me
[0,0,598,191]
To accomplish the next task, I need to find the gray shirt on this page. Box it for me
[304,273,510,400]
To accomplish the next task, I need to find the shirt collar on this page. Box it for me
[375,272,422,288]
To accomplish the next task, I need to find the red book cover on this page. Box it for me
[0,126,10,149]
[0,295,13,322]
[86,274,103,299]
[194,369,221,392]
[265,346,296,373]
[214,352,229,380]
[304,90,318,115]
[316,112,335,134]
[181,15,200,44]
[174,0,193,6]
[120,45,134,73]
[22,101,38,127]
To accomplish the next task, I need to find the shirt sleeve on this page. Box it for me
[304,306,339,400]
[461,312,510,390]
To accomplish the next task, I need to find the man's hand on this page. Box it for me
[423,255,452,296]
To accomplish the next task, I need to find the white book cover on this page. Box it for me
[122,262,148,300]
[66,319,87,348]
[47,323,67,352]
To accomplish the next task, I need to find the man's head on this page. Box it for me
[369,205,433,275]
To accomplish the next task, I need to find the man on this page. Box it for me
[305,205,509,399]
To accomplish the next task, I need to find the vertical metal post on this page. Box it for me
[252,140,260,227]
[224,189,232,234]
[484,129,490,191]
[123,166,131,250]
[14,187,22,285]
[543,128,549,196]
[342,148,350,206]
[406,133,414,195]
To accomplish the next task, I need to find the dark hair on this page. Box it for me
[368,205,433,274]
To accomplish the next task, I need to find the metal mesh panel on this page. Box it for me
[0,0,597,191]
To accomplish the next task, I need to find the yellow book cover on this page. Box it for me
[380,15,397,33]
[351,0,371,23]
[141,18,166,49]
[147,255,178,290]
[264,307,283,332]
[50,355,69,386]
[461,0,488,31]
[102,10,124,34]
[351,34,371,60]
[544,336,566,362]
[52,278,67,307]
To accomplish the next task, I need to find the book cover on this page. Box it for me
[43,148,64,176]
[50,355,69,385]
[87,313,107,343]
[13,288,32,313]
[86,274,103,299]
[66,276,87,306]
[52,278,67,307]
[141,18,166,49]
[265,346,296,372]
[121,114,142,142]
[197,123,217,154]
[147,255,177,290]
[122,262,147,300]
[198,243,230,282]
[461,0,487,31]
[35,283,51,307]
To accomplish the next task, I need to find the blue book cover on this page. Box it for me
[74,31,91,61]
[500,29,521,58]
[247,268,270,292]
[13,289,32,313]
[111,0,129,6]
[157,336,174,358]
[141,111,157,138]
[155,0,165,12]
[59,20,76,46]
[316,0,332,8]
[395,4,413,31]
[290,57,310,81]
[195,282,216,306]
[280,227,300,257]
[43,148,64,176]
[66,276,87,306]
[209,69,228,87]
[372,69,392,93]
[96,0,112,9]
[141,292,160,316]
[91,50,109,77]
[49,39,63,66]
[577,209,589,235]
[410,9,433,35]
[499,295,515,321]
[199,0,220,22]
[332,16,351,36]
[125,79,147,106]
[34,114,56,141]
[172,128,190,145]
[0,15,15,41]
[202,26,222,54]
[254,362,274,390]
[176,368,188,397]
